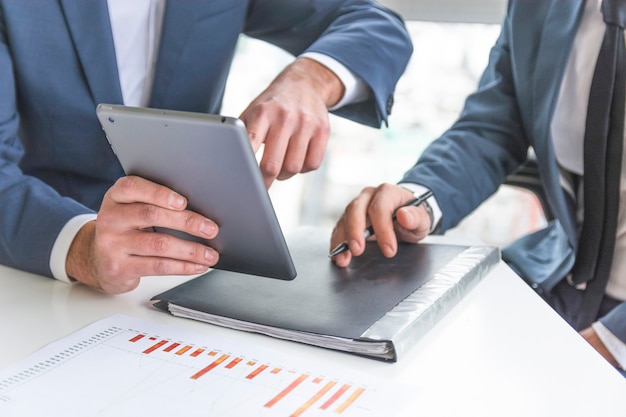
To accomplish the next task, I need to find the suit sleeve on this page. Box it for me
[0,10,92,278]
[399,11,529,231]
[243,0,412,127]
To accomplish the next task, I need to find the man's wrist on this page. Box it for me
[65,220,97,288]
[291,57,345,108]
[50,214,97,283]
[299,52,369,110]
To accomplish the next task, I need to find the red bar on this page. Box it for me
[164,342,180,353]
[335,387,365,414]
[143,339,168,354]
[264,374,309,408]
[290,381,336,417]
[190,348,205,357]
[190,354,230,380]
[129,334,145,343]
[320,384,350,410]
[246,364,268,379]
[313,377,323,384]
[225,357,243,369]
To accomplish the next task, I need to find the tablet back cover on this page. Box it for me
[96,104,296,280]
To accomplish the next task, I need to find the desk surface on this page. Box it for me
[1,254,625,416]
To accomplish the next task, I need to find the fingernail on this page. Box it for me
[199,220,217,238]
[205,248,217,263]
[169,193,185,209]
[382,244,395,258]
[403,208,415,223]
[195,264,209,272]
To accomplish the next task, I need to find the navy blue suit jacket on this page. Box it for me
[401,0,626,341]
[0,1,411,277]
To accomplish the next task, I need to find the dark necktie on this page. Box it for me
[570,0,626,329]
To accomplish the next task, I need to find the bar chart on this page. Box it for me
[0,314,409,417]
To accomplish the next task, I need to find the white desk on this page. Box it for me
[1,259,624,416]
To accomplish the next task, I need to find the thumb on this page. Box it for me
[395,206,431,236]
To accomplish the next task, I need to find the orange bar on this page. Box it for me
[129,334,145,343]
[270,367,282,375]
[143,339,168,354]
[176,345,193,355]
[319,384,350,410]
[246,364,268,379]
[290,381,336,417]
[335,387,365,414]
[265,374,309,408]
[190,348,205,357]
[313,377,323,384]
[190,354,230,380]
[225,357,242,369]
[247,360,256,366]
[208,351,217,357]
[164,342,180,353]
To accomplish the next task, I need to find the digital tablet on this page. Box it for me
[96,104,296,280]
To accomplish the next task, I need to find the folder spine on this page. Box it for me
[361,246,500,361]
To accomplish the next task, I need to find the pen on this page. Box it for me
[329,190,434,257]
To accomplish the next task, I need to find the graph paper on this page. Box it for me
[0,314,409,417]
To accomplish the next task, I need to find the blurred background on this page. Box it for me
[221,0,547,248]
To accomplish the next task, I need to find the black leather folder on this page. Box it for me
[152,227,499,361]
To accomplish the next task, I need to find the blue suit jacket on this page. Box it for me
[0,1,411,276]
[401,0,626,341]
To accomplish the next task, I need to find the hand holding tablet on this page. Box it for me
[96,104,296,281]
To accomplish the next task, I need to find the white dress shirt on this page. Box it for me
[49,0,368,282]
[552,0,626,303]
[551,0,626,368]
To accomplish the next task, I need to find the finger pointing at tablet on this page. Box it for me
[240,57,343,188]
[65,176,220,294]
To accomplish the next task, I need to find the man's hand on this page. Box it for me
[65,176,219,294]
[580,326,621,369]
[330,183,433,267]
[240,57,345,188]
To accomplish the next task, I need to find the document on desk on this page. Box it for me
[152,227,500,362]
[0,314,410,417]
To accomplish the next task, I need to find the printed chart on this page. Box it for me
[0,314,409,417]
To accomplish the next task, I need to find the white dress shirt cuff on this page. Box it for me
[299,52,369,110]
[49,214,97,283]
[397,182,442,233]
[592,321,626,370]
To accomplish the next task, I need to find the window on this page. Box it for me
[222,12,545,247]
[379,0,506,24]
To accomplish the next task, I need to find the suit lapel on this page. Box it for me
[150,0,204,107]
[59,0,123,105]
[531,0,586,247]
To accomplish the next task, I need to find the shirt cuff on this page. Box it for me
[299,52,370,110]
[49,214,97,283]
[592,321,626,370]
[397,182,442,233]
